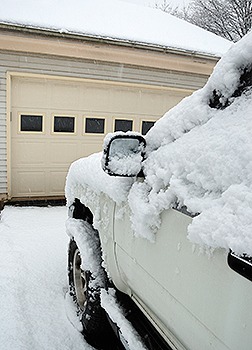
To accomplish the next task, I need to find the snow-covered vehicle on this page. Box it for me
[65,32,252,350]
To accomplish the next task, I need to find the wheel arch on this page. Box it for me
[69,198,93,224]
[68,196,130,299]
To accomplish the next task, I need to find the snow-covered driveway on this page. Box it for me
[0,205,93,350]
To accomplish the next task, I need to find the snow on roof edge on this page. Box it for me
[0,21,223,60]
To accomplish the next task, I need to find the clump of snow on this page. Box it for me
[0,0,232,57]
[66,31,252,256]
[128,180,174,242]
[106,152,142,177]
[100,288,147,350]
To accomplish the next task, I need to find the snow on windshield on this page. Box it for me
[66,31,252,256]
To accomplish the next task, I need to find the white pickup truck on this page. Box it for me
[65,32,252,350]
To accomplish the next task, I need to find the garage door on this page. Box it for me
[10,75,190,198]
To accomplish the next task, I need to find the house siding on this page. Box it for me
[0,69,6,198]
[0,49,210,198]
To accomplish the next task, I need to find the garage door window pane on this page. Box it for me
[114,119,133,132]
[54,116,75,133]
[142,121,155,135]
[21,115,43,132]
[85,118,105,133]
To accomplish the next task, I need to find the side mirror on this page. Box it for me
[102,132,146,177]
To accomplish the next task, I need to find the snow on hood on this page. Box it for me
[65,152,133,206]
[66,31,252,256]
[0,0,232,57]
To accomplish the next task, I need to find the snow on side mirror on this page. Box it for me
[102,132,146,177]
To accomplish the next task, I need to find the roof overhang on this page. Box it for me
[0,23,219,76]
[0,22,220,61]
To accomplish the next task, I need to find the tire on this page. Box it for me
[68,237,115,349]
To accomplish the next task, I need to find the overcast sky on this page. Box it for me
[121,0,191,8]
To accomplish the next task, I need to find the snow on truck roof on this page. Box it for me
[0,0,232,57]
[66,31,252,256]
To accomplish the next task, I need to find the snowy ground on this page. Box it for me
[0,205,94,350]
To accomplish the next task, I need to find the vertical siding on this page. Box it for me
[0,49,209,197]
[0,70,6,196]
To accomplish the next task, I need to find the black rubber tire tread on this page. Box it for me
[68,237,115,349]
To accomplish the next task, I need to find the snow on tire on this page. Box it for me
[67,219,113,349]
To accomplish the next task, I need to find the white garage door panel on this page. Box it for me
[111,90,139,114]
[11,75,190,198]
[12,141,46,166]
[81,87,110,111]
[50,82,80,109]
[12,170,46,197]
[49,142,79,165]
[12,79,48,109]
[48,171,68,195]
[80,142,104,157]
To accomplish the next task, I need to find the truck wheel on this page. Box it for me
[68,238,113,349]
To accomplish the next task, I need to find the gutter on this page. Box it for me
[0,22,220,61]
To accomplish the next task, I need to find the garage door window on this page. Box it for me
[141,121,155,135]
[53,116,75,133]
[85,117,105,134]
[20,114,43,132]
[114,119,133,132]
